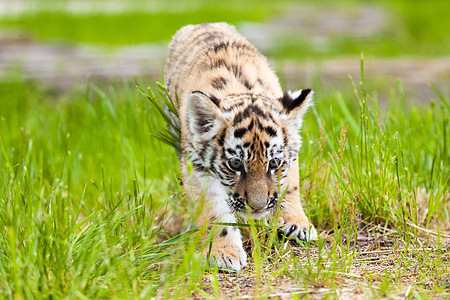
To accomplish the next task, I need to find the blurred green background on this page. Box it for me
[1,0,449,57]
[1,0,448,105]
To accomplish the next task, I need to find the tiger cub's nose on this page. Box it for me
[248,201,267,211]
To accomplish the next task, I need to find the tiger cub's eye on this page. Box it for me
[268,158,282,170]
[228,158,243,171]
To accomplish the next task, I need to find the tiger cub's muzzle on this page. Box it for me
[230,191,279,216]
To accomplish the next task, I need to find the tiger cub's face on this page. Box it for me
[184,90,313,219]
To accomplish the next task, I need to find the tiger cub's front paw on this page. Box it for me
[207,235,247,272]
[278,216,318,242]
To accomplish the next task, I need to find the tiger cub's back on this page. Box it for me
[164,23,283,109]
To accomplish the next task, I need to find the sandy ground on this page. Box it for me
[152,231,449,299]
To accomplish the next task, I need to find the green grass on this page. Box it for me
[1,59,448,297]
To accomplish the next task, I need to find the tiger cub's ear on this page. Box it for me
[185,91,223,141]
[279,89,314,128]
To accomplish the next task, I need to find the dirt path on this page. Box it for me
[280,58,450,103]
[0,35,167,89]
[1,35,448,102]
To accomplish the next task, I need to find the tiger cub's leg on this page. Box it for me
[189,175,248,272]
[278,160,317,241]
[206,222,247,272]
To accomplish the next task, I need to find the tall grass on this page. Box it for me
[300,58,449,232]
[0,63,448,297]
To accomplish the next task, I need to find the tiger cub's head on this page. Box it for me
[184,90,313,219]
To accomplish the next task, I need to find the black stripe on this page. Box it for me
[242,78,253,90]
[264,126,277,137]
[233,105,267,126]
[225,92,258,98]
[211,58,228,69]
[229,41,255,52]
[233,107,251,125]
[247,119,254,131]
[223,102,245,113]
[213,41,229,53]
[282,127,288,146]
[233,111,243,124]
[211,76,228,90]
[256,119,264,131]
[210,149,217,168]
[193,163,204,172]
[250,105,267,119]
[234,128,247,138]
[217,128,227,146]
[231,64,242,78]
[198,143,208,160]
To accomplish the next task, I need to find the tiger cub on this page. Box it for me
[164,23,317,271]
